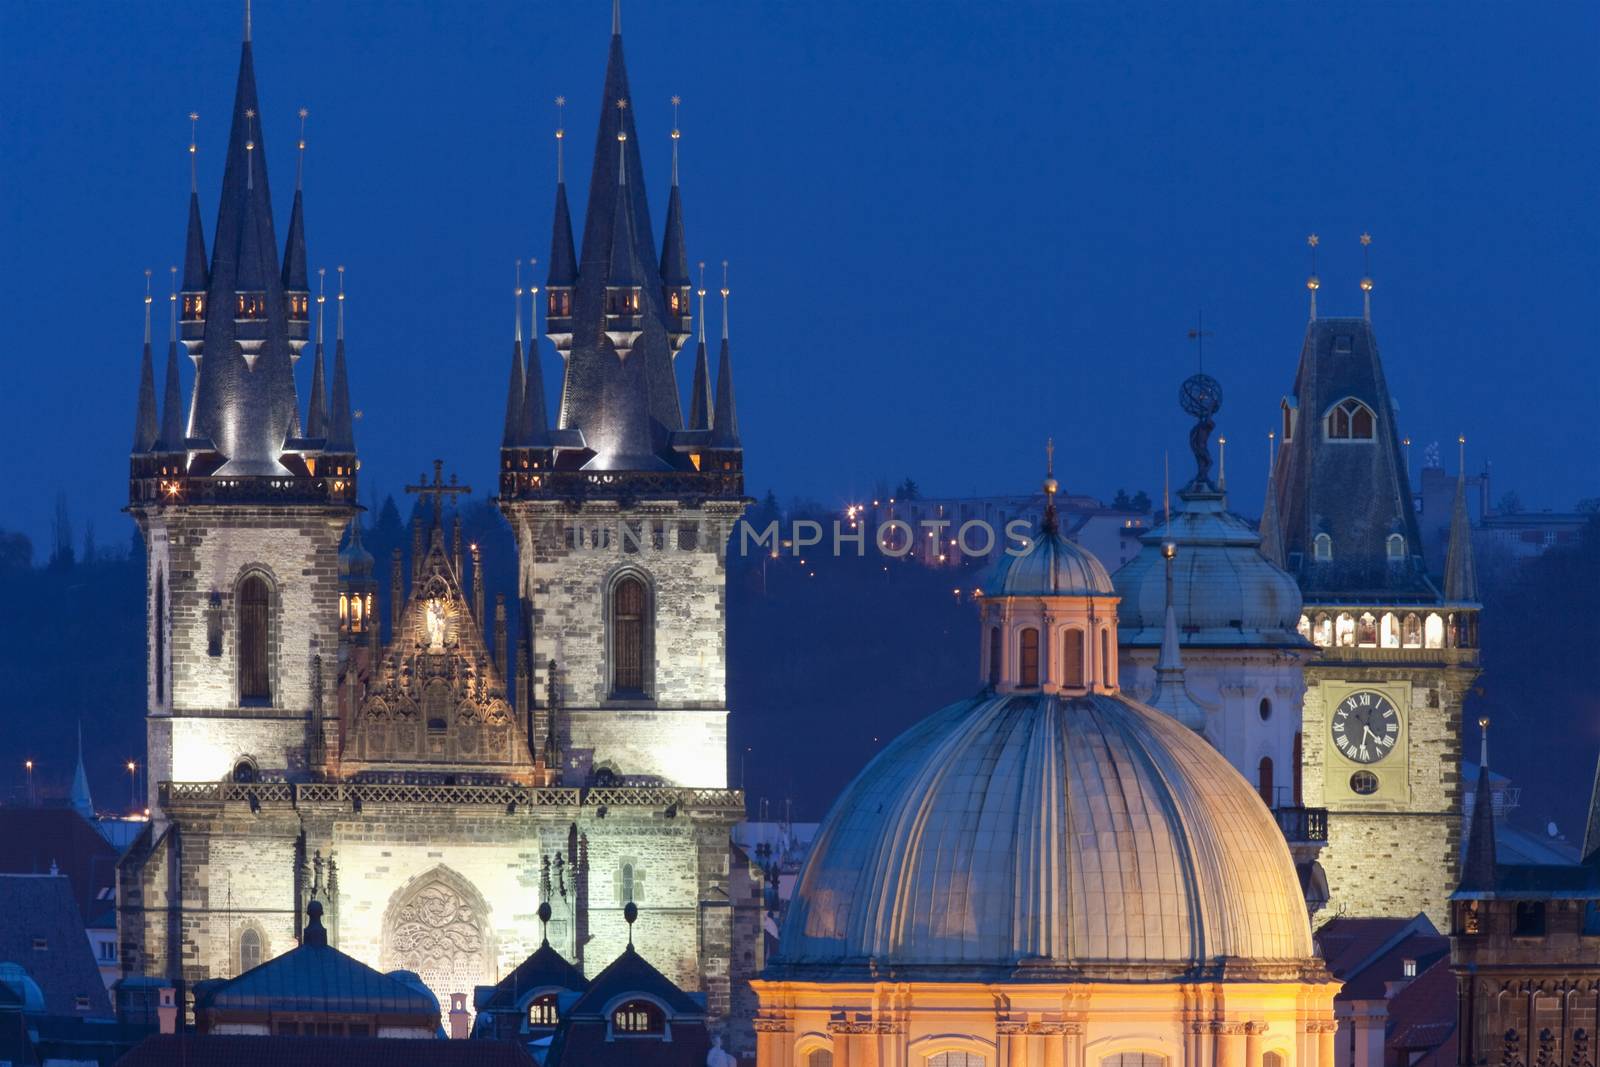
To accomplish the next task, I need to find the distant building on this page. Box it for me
[1314,914,1453,1067]
[1449,738,1600,1067]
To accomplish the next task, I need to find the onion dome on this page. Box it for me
[773,688,1317,978]
[338,519,374,580]
[1113,484,1306,648]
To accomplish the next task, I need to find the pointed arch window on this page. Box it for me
[238,927,262,972]
[611,575,647,696]
[1326,398,1376,440]
[1018,628,1040,688]
[1061,629,1085,688]
[238,574,271,703]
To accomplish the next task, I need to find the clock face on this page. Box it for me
[1331,689,1400,765]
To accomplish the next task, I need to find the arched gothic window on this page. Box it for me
[988,626,1001,687]
[1062,629,1085,688]
[1258,757,1275,808]
[238,574,271,703]
[239,927,262,972]
[1018,628,1040,688]
[612,575,647,696]
[1326,398,1376,440]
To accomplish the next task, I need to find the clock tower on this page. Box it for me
[1270,306,1480,927]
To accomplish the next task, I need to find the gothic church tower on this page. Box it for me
[500,5,745,790]
[127,19,357,810]
[1271,306,1479,927]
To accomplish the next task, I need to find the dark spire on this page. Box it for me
[327,267,355,452]
[159,268,184,451]
[688,264,712,430]
[1444,435,1478,602]
[660,98,689,290]
[182,112,208,294]
[187,27,302,473]
[710,263,740,447]
[521,286,550,443]
[303,899,328,948]
[503,261,527,447]
[305,269,329,440]
[1259,436,1286,569]
[1460,717,1498,892]
[133,273,159,453]
[548,95,578,292]
[281,142,308,292]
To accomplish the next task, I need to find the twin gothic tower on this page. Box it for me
[122,7,758,1034]
[127,5,745,798]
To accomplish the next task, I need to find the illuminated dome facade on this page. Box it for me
[752,463,1337,1067]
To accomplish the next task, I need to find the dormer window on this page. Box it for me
[1386,533,1406,560]
[1333,334,1353,354]
[1280,400,1295,442]
[1313,533,1332,561]
[613,999,664,1035]
[528,993,559,1027]
[1326,398,1375,440]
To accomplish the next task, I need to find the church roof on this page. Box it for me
[1271,318,1434,603]
[565,944,703,1019]
[985,526,1114,598]
[1114,485,1310,649]
[118,1035,536,1067]
[0,875,112,1018]
[195,904,437,1019]
[475,940,588,1012]
[774,688,1317,979]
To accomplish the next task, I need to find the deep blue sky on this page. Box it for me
[2,1,1596,551]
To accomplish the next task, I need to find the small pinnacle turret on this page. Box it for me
[327,267,355,453]
[688,263,712,431]
[1444,435,1478,602]
[1259,442,1286,569]
[158,268,184,451]
[710,263,740,448]
[305,269,329,440]
[660,96,691,350]
[504,260,526,447]
[133,273,159,453]
[1460,717,1498,892]
[520,264,549,444]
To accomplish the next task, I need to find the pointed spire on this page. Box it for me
[70,721,94,821]
[327,266,355,452]
[281,108,309,293]
[521,258,549,443]
[688,262,712,430]
[1360,232,1374,322]
[182,113,208,293]
[1461,716,1498,891]
[547,98,577,291]
[660,97,689,285]
[1306,234,1320,322]
[612,0,622,36]
[306,269,329,439]
[1041,437,1059,534]
[1444,434,1478,601]
[711,261,740,447]
[504,261,527,446]
[133,272,159,453]
[159,268,184,450]
[1259,432,1286,569]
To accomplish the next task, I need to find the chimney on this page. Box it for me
[448,992,470,1039]
[157,986,178,1034]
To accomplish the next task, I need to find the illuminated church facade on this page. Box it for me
[120,6,761,1044]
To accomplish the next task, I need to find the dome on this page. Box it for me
[339,522,374,578]
[0,962,46,1014]
[1113,488,1306,647]
[775,690,1314,978]
[986,527,1114,598]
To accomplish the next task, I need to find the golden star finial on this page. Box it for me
[1360,232,1372,246]
[1307,233,1319,248]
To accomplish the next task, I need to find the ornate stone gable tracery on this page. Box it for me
[345,521,534,775]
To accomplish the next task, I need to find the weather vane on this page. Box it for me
[1186,311,1213,373]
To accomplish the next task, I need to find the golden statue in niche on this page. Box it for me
[425,598,446,649]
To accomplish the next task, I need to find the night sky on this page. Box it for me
[3,1,1596,542]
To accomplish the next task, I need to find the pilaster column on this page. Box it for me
[1000,1021,1029,1067]
[1213,1022,1247,1067]
[1063,1022,1085,1067]
[1315,1021,1337,1067]
[1244,1022,1266,1067]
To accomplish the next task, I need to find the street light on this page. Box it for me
[24,760,34,806]
[127,760,138,812]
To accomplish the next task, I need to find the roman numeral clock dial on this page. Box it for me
[1331,689,1400,765]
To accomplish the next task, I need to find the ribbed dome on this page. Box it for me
[1113,488,1306,648]
[987,528,1114,598]
[775,690,1314,978]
